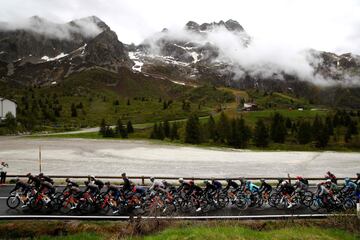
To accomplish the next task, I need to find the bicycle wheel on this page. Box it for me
[6,196,20,209]
[301,191,314,207]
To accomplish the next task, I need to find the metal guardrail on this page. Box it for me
[6,175,356,185]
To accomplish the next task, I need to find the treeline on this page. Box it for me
[151,110,359,149]
[150,120,180,141]
[99,119,134,138]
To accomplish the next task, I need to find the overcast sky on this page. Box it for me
[1,0,360,54]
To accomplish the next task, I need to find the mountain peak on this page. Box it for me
[185,19,245,32]
[68,15,109,31]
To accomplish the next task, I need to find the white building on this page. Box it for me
[0,97,17,120]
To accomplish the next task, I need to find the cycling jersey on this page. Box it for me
[259,182,272,192]
[11,181,31,194]
[246,182,259,193]
[204,182,217,193]
[212,180,222,190]
[28,175,41,189]
[225,180,239,190]
[106,185,121,199]
[122,178,132,192]
[94,179,104,190]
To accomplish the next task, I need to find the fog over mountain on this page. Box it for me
[138,20,360,87]
[0,16,103,40]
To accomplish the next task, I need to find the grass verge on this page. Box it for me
[0,215,358,240]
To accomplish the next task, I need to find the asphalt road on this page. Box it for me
[0,184,316,217]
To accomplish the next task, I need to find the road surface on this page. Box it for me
[0,137,359,178]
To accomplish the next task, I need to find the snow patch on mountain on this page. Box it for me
[128,51,144,72]
[41,52,68,61]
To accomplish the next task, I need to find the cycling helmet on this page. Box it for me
[65,178,70,183]
[296,176,302,180]
[178,178,184,183]
[344,177,350,183]
[150,177,155,182]
[162,180,168,185]
[260,179,265,183]
[278,178,283,183]
[204,180,209,184]
[357,173,360,177]
[26,173,32,177]
[105,181,111,185]
[326,179,332,183]
[189,180,194,185]
[225,178,231,182]
[39,173,44,177]
[121,173,126,177]
[15,177,20,182]
[89,175,95,180]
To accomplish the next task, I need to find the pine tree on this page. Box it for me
[237,118,252,148]
[285,117,292,129]
[170,122,179,140]
[158,122,165,140]
[150,123,158,139]
[71,103,77,117]
[207,115,216,141]
[312,116,329,148]
[185,114,201,144]
[4,112,17,133]
[216,112,230,143]
[99,119,107,136]
[163,120,170,138]
[270,112,287,143]
[325,116,334,136]
[253,119,269,147]
[127,120,134,134]
[116,119,128,138]
[297,121,312,144]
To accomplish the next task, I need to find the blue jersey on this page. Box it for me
[247,182,259,193]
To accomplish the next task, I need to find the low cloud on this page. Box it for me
[0,16,102,40]
[144,24,360,87]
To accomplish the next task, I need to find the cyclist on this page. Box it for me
[203,180,217,195]
[149,177,165,193]
[39,180,56,204]
[177,178,191,194]
[162,180,176,193]
[187,180,203,212]
[211,179,223,191]
[279,180,295,208]
[355,173,360,184]
[26,173,42,189]
[10,178,32,195]
[104,181,121,213]
[245,180,259,194]
[88,175,104,191]
[342,177,357,196]
[63,178,79,193]
[38,173,54,185]
[121,173,132,193]
[84,181,100,201]
[225,179,239,191]
[259,179,272,203]
[325,171,337,184]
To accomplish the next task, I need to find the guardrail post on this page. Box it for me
[141,176,145,185]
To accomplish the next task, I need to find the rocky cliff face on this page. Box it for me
[0,16,133,85]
